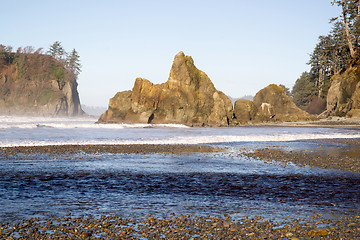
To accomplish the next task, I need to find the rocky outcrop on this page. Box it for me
[327,57,360,118]
[233,99,257,123]
[99,51,233,126]
[234,84,312,124]
[0,52,84,116]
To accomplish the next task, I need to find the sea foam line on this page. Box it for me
[0,123,190,129]
[1,133,359,147]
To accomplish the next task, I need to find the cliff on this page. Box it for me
[99,51,233,126]
[233,84,313,124]
[0,51,84,116]
[327,56,360,118]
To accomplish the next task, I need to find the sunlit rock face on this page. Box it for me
[98,51,233,127]
[233,84,313,124]
[327,57,360,118]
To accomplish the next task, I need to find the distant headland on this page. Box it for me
[0,42,84,117]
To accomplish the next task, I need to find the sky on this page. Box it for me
[1,0,341,107]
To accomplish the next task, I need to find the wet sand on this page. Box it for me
[0,144,221,158]
[241,139,360,173]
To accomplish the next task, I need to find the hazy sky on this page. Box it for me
[2,1,340,107]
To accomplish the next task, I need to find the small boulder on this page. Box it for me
[233,99,257,123]
[253,84,312,122]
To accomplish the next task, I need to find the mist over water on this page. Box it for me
[0,117,359,222]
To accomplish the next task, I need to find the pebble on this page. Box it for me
[0,144,221,157]
[0,214,359,239]
[240,139,360,173]
[0,139,359,239]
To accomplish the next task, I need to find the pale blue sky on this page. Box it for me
[1,1,340,107]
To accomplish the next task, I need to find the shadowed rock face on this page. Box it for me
[0,53,83,117]
[327,57,360,118]
[99,51,233,126]
[233,84,312,124]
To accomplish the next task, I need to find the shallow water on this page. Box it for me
[0,117,359,222]
[0,150,359,222]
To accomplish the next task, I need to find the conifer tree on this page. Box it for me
[66,49,82,76]
[48,41,65,60]
[291,72,318,110]
[331,0,360,58]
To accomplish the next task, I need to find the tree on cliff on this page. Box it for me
[291,1,360,113]
[0,45,14,64]
[48,41,65,60]
[292,72,318,110]
[279,84,291,97]
[66,49,81,76]
[308,34,339,98]
[331,0,360,58]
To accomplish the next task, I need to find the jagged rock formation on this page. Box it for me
[0,52,84,116]
[327,57,360,118]
[99,51,233,126]
[233,84,313,124]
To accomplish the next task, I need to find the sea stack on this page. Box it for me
[98,51,233,126]
[233,84,313,124]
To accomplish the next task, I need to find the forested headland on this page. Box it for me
[0,42,84,116]
[291,0,360,117]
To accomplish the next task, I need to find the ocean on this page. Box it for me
[0,116,359,222]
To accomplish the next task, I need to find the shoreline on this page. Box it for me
[0,144,221,156]
[239,117,360,128]
[240,139,360,173]
[1,139,360,173]
[1,214,359,239]
[1,114,360,128]
[1,139,359,238]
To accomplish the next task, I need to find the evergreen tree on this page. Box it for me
[279,84,291,97]
[291,72,318,110]
[291,1,360,114]
[66,49,81,76]
[0,45,13,64]
[331,0,360,58]
[48,41,65,60]
[308,35,334,98]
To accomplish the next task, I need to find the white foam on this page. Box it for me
[1,133,360,147]
[0,116,189,129]
[1,116,359,147]
[0,116,96,123]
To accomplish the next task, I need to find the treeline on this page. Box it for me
[291,0,360,114]
[0,41,81,77]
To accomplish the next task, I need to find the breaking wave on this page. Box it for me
[0,116,359,147]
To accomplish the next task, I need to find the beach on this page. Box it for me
[0,213,359,239]
[1,138,360,239]
[0,117,359,239]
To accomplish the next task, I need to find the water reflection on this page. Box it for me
[0,150,359,222]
